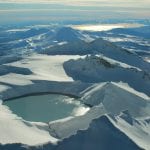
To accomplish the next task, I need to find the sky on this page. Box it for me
[0,0,150,24]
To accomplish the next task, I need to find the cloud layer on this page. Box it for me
[0,0,150,7]
[0,0,149,24]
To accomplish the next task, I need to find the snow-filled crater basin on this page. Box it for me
[3,94,89,123]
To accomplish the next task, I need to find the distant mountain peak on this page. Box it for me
[54,27,83,42]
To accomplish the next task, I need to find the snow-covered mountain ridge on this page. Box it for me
[0,23,150,150]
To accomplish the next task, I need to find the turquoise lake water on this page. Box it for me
[4,94,80,123]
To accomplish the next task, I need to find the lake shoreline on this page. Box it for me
[3,91,80,102]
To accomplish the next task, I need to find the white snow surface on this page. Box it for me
[81,82,150,118]
[144,57,150,63]
[0,102,58,146]
[113,82,150,101]
[0,85,11,93]
[108,113,150,150]
[0,73,33,86]
[6,28,30,32]
[96,55,142,71]
[5,54,82,82]
[48,104,107,139]
[0,53,149,149]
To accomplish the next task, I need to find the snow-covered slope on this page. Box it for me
[0,26,92,56]
[48,104,107,139]
[110,25,150,39]
[46,82,150,143]
[64,55,150,95]
[0,113,143,150]
[48,115,142,150]
[81,82,150,117]
[0,101,58,146]
[109,110,150,150]
[43,111,150,150]
[0,23,149,150]
[41,38,150,72]
[3,54,82,82]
